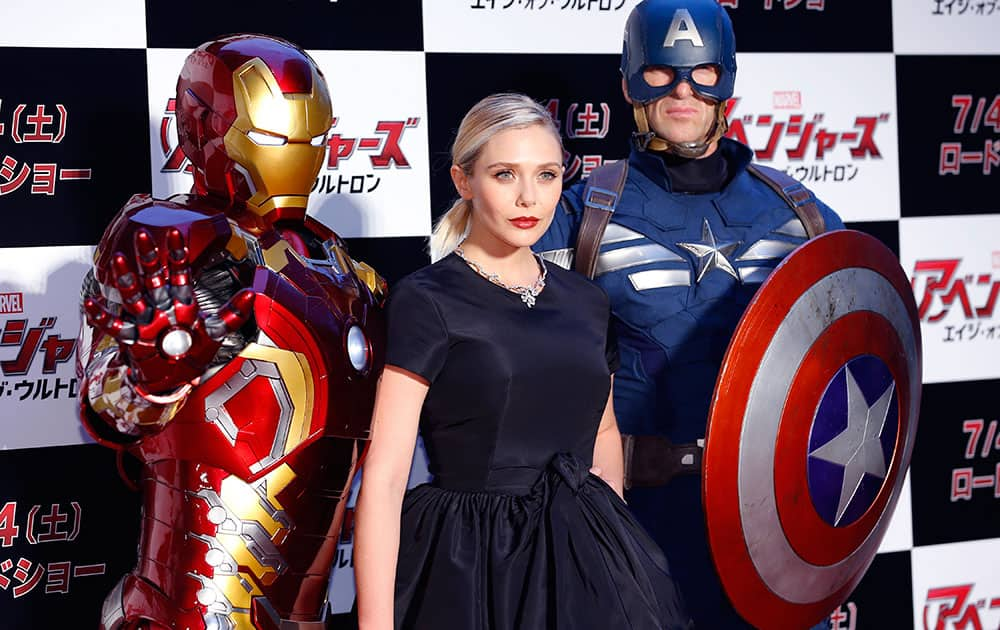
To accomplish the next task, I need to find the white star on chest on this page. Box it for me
[809,367,894,526]
[676,219,742,283]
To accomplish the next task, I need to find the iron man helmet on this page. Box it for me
[175,34,332,221]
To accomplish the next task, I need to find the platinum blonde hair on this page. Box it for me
[429,93,562,263]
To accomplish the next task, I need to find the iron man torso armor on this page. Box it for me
[80,193,384,630]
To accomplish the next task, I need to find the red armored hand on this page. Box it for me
[84,227,254,396]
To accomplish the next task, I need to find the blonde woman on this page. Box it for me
[354,93,689,630]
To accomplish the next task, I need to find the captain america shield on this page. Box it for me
[703,230,922,629]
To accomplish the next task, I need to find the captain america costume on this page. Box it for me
[534,135,844,627]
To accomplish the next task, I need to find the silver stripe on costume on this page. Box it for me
[601,222,645,245]
[254,479,293,529]
[738,266,773,284]
[596,243,684,275]
[774,218,808,238]
[194,489,288,575]
[737,239,798,261]
[539,248,574,270]
[628,269,691,291]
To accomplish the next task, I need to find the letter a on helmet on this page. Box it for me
[663,9,705,48]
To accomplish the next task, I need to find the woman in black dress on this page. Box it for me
[354,93,689,630]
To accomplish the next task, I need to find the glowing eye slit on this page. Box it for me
[246,130,287,146]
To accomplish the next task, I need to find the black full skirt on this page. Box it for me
[394,454,690,630]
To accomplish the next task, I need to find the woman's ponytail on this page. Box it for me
[430,198,472,262]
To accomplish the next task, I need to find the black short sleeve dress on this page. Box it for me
[385,253,689,630]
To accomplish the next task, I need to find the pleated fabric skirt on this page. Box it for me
[394,453,691,630]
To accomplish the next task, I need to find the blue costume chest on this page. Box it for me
[535,139,843,444]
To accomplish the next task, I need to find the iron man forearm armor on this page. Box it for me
[76,35,385,630]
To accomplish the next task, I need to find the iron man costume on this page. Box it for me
[76,35,385,630]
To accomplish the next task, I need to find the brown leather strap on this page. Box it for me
[574,160,629,279]
[746,163,827,239]
[622,434,703,489]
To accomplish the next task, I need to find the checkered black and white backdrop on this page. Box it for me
[0,1,997,627]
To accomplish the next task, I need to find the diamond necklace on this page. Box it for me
[454,245,547,308]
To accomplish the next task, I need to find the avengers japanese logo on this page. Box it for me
[725,97,888,185]
[911,258,1000,344]
[924,583,1000,630]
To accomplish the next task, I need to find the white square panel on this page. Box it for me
[0,245,95,450]
[730,53,900,223]
[911,538,1000,630]
[893,0,1000,55]
[423,0,640,53]
[900,214,1000,384]
[0,0,145,48]
[146,48,431,239]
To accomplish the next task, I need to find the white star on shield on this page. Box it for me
[677,219,742,283]
[809,366,895,526]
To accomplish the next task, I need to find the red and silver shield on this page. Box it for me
[703,230,922,629]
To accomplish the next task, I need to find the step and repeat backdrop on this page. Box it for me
[0,1,998,628]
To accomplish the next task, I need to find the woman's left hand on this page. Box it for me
[589,466,625,501]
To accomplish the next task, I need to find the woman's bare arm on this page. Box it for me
[354,366,429,630]
[591,379,625,500]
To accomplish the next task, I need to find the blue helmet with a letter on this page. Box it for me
[621,0,737,104]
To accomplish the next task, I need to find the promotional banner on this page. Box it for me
[0,0,998,626]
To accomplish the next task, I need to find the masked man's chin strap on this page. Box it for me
[631,100,729,159]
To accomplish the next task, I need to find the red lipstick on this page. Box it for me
[510,216,540,229]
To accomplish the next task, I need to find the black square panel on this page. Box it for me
[0,48,151,247]
[897,55,1000,217]
[725,0,893,52]
[910,378,1000,547]
[145,1,423,51]
[426,52,633,221]
[0,444,140,626]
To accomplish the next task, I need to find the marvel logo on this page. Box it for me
[0,293,24,315]
[773,90,802,109]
